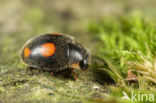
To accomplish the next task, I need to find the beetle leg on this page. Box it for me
[71,63,80,69]
[50,71,58,76]
[50,71,54,76]
[71,68,79,81]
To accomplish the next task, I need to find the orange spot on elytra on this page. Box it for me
[41,43,55,57]
[24,47,31,58]
[50,33,62,35]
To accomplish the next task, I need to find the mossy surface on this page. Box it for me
[0,66,108,103]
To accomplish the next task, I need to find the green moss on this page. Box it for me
[0,66,107,103]
[87,11,156,103]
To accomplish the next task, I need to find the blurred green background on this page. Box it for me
[1,0,156,103]
[1,0,156,64]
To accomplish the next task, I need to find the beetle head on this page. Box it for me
[80,53,89,70]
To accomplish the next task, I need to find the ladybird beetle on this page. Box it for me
[20,33,89,80]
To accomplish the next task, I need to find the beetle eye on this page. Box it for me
[80,59,88,70]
